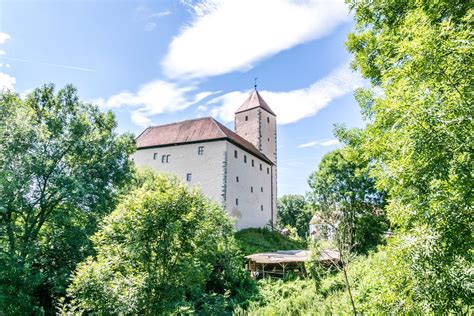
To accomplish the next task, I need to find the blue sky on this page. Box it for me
[0,0,364,196]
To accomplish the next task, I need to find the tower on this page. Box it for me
[234,89,277,226]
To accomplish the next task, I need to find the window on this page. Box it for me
[186,173,192,181]
[236,198,239,206]
[261,205,264,211]
[245,115,248,121]
[267,167,269,174]
[261,187,263,192]
[259,163,262,171]
[268,137,270,142]
[236,176,239,182]
[251,186,253,193]
[234,150,238,158]
[244,155,247,163]
[153,153,158,160]
[161,155,167,163]
[198,146,204,155]
[267,117,270,123]
[251,159,254,167]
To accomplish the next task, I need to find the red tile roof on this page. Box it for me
[235,90,276,116]
[135,117,273,165]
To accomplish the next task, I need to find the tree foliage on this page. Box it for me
[308,145,388,254]
[67,170,250,314]
[276,195,312,238]
[344,0,473,311]
[0,84,135,313]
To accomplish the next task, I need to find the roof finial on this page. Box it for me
[254,77,258,91]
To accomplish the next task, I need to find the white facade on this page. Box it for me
[131,91,277,230]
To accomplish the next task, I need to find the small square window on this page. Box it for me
[259,164,262,171]
[261,187,263,192]
[236,176,239,182]
[267,167,269,174]
[251,159,254,167]
[267,117,270,123]
[245,115,248,121]
[236,198,239,206]
[198,146,204,155]
[251,186,253,193]
[234,150,238,158]
[153,153,158,160]
[261,205,264,211]
[244,155,247,163]
[186,173,192,181]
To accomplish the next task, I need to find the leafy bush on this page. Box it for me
[67,170,252,314]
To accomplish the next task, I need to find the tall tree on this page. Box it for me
[277,194,311,238]
[0,84,135,313]
[308,144,388,254]
[346,0,473,310]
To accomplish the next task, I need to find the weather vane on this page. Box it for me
[254,77,258,90]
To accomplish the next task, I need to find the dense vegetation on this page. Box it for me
[66,170,252,314]
[0,85,135,314]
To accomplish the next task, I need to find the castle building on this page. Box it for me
[131,90,277,230]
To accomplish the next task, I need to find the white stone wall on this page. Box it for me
[130,141,227,203]
[225,142,273,230]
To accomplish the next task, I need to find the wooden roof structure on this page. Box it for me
[245,249,340,278]
[245,249,340,264]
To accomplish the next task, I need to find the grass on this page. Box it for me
[234,228,307,255]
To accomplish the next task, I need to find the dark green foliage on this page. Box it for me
[277,194,312,238]
[67,170,253,314]
[0,84,135,314]
[235,228,306,255]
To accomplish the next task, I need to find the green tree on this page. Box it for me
[0,84,135,313]
[67,170,248,314]
[346,0,473,311]
[277,195,311,238]
[308,146,388,254]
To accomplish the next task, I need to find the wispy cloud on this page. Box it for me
[3,57,95,72]
[207,62,364,125]
[298,139,340,148]
[94,80,218,127]
[0,33,11,44]
[135,5,171,32]
[163,0,350,79]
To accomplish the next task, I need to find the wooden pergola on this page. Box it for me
[245,249,339,278]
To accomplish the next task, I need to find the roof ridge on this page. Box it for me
[147,116,212,130]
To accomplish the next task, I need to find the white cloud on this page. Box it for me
[95,80,218,127]
[0,50,5,56]
[163,0,350,79]
[135,6,171,31]
[298,139,339,148]
[208,62,364,125]
[0,72,16,91]
[0,33,11,44]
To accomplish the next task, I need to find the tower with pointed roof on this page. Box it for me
[234,89,277,226]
